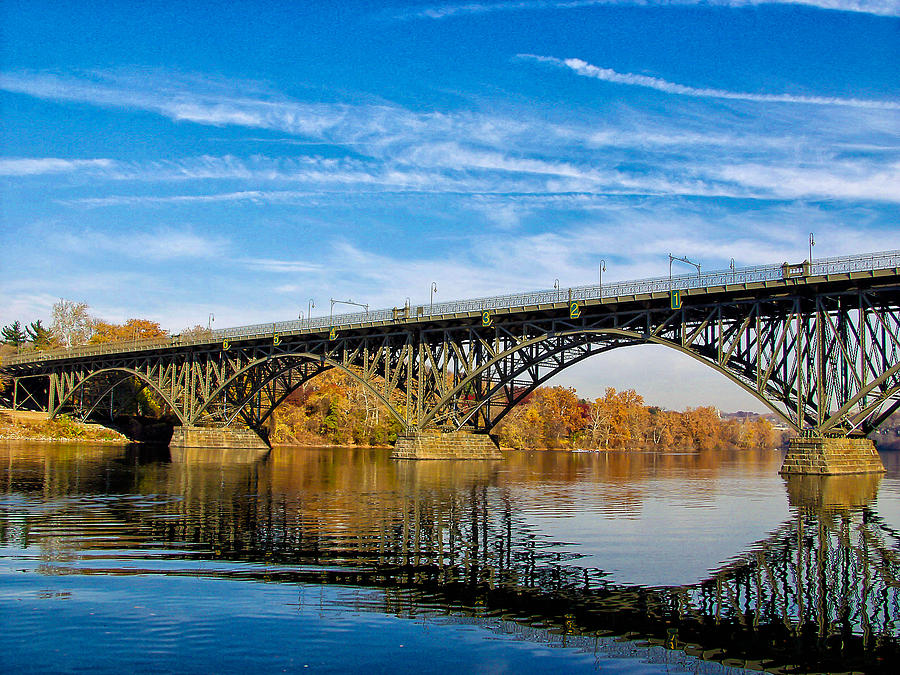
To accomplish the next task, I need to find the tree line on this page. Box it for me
[495,385,776,451]
[1,299,209,353]
[270,376,776,451]
[0,299,207,395]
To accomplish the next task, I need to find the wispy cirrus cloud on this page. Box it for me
[238,258,323,273]
[521,55,900,110]
[399,0,900,20]
[57,153,900,206]
[3,69,899,209]
[0,70,450,153]
[712,161,900,201]
[56,227,230,261]
[0,157,115,176]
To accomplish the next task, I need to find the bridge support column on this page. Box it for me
[170,426,270,451]
[780,435,885,475]
[391,430,503,460]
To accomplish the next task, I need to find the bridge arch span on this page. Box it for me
[425,328,799,433]
[52,367,188,425]
[191,352,407,430]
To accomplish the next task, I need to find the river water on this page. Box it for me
[1,442,898,674]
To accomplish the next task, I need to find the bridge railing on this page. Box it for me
[6,249,900,366]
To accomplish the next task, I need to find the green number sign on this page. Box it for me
[569,301,580,319]
[481,311,492,327]
[670,290,682,310]
[329,327,338,340]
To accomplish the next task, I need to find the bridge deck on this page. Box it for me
[4,250,900,370]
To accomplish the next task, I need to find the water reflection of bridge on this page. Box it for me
[2,445,899,673]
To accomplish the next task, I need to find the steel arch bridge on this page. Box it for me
[3,251,900,444]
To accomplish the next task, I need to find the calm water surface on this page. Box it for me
[1,442,898,674]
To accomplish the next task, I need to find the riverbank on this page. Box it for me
[270,442,391,450]
[0,409,128,444]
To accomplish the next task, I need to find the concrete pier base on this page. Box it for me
[780,435,885,475]
[169,426,269,451]
[390,430,503,460]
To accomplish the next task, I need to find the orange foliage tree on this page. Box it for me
[272,369,402,446]
[497,386,587,449]
[585,387,648,448]
[497,385,778,452]
[89,318,168,344]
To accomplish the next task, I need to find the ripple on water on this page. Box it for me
[0,443,896,674]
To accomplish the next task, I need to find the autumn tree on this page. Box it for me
[272,369,401,446]
[748,417,775,448]
[178,324,214,339]
[497,403,544,449]
[497,386,586,449]
[89,318,168,344]
[646,407,676,446]
[51,299,93,347]
[678,406,722,450]
[586,388,647,448]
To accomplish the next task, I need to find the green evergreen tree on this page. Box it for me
[26,320,53,350]
[1,321,27,347]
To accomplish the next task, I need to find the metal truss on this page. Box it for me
[4,277,900,439]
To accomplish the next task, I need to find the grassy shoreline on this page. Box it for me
[0,409,129,444]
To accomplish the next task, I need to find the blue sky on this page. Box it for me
[1,1,898,410]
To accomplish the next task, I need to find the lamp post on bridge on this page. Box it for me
[330,298,369,323]
[668,254,701,289]
[599,260,606,297]
[553,278,560,302]
[208,313,215,332]
[730,258,736,283]
[308,299,315,328]
[430,282,438,315]
[809,233,815,263]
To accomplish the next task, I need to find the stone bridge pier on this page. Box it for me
[780,434,884,475]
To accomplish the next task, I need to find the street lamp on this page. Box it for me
[208,313,215,331]
[430,282,438,315]
[809,233,815,263]
[669,253,701,288]
[330,298,369,322]
[598,260,606,296]
[308,299,315,328]
[729,258,736,283]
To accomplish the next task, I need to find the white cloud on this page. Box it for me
[713,161,900,202]
[401,0,900,20]
[239,258,324,273]
[3,69,898,207]
[0,291,62,328]
[522,55,900,110]
[0,157,114,176]
[57,227,230,261]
